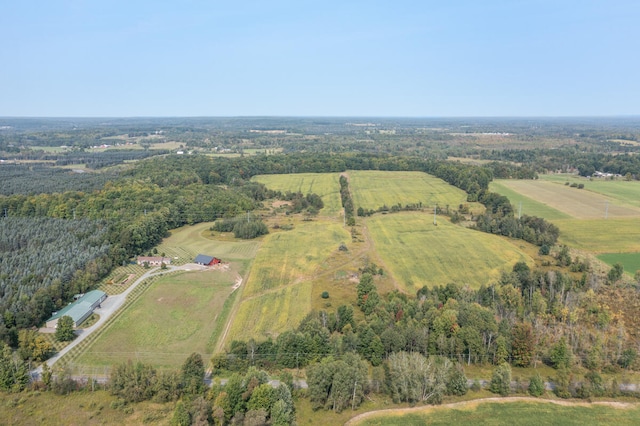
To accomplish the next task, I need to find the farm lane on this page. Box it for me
[31,263,210,379]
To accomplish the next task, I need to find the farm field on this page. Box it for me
[349,170,474,212]
[490,180,571,220]
[492,179,640,220]
[555,219,640,253]
[349,399,640,426]
[253,172,343,217]
[597,252,640,276]
[365,213,533,293]
[539,173,640,210]
[75,269,236,370]
[225,220,350,343]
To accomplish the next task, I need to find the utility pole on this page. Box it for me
[518,201,522,219]
[433,205,437,225]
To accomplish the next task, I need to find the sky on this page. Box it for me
[1,0,639,117]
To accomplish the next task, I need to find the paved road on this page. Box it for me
[31,264,205,379]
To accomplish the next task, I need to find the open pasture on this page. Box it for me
[539,173,640,210]
[252,173,343,216]
[494,179,640,219]
[554,218,640,253]
[154,222,260,265]
[349,170,472,211]
[366,213,533,292]
[350,399,640,426]
[76,270,235,370]
[490,180,570,220]
[227,282,313,342]
[240,221,349,297]
[597,252,640,275]
[225,220,349,343]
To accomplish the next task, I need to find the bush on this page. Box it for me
[489,363,511,396]
[321,291,329,299]
[528,373,545,397]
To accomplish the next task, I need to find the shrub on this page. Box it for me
[489,363,511,396]
[528,373,545,397]
[321,291,329,299]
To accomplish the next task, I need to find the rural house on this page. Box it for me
[194,254,221,266]
[46,290,107,328]
[136,256,171,266]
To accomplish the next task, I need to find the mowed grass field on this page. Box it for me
[76,270,236,370]
[491,178,640,253]
[366,213,533,293]
[226,220,350,343]
[253,173,343,217]
[350,400,640,426]
[349,170,475,212]
[598,252,640,276]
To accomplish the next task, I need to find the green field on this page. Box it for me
[226,220,350,343]
[253,173,343,217]
[351,400,640,426]
[366,213,533,292]
[76,270,236,370]
[349,170,473,211]
[554,218,640,253]
[490,180,571,220]
[598,252,640,276]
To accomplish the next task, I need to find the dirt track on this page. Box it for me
[345,396,638,425]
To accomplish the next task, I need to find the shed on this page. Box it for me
[194,254,221,266]
[46,290,107,328]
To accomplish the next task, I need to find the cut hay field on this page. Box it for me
[492,179,640,220]
[252,173,343,217]
[349,399,640,426]
[76,270,236,370]
[349,170,474,212]
[366,213,533,293]
[225,220,350,343]
[597,252,640,276]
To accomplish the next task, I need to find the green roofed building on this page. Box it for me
[46,290,107,328]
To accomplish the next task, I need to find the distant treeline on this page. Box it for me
[0,164,119,196]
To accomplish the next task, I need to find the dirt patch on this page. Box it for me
[272,200,291,208]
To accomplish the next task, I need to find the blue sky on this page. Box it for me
[1,0,638,117]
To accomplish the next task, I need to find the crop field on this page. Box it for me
[349,170,473,212]
[490,180,571,220]
[366,213,533,292]
[493,179,640,220]
[240,221,349,298]
[350,400,640,426]
[540,173,640,209]
[597,252,640,276]
[553,219,640,253]
[252,173,343,216]
[75,270,236,370]
[228,282,313,342]
[225,220,349,343]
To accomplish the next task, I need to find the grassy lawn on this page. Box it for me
[349,170,475,212]
[351,400,640,426]
[597,252,640,276]
[252,173,343,217]
[366,213,534,292]
[76,270,236,370]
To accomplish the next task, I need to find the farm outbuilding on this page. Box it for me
[46,290,107,328]
[137,256,171,266]
[194,254,221,266]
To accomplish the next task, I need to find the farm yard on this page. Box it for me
[74,270,236,370]
[252,172,343,216]
[365,213,534,292]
